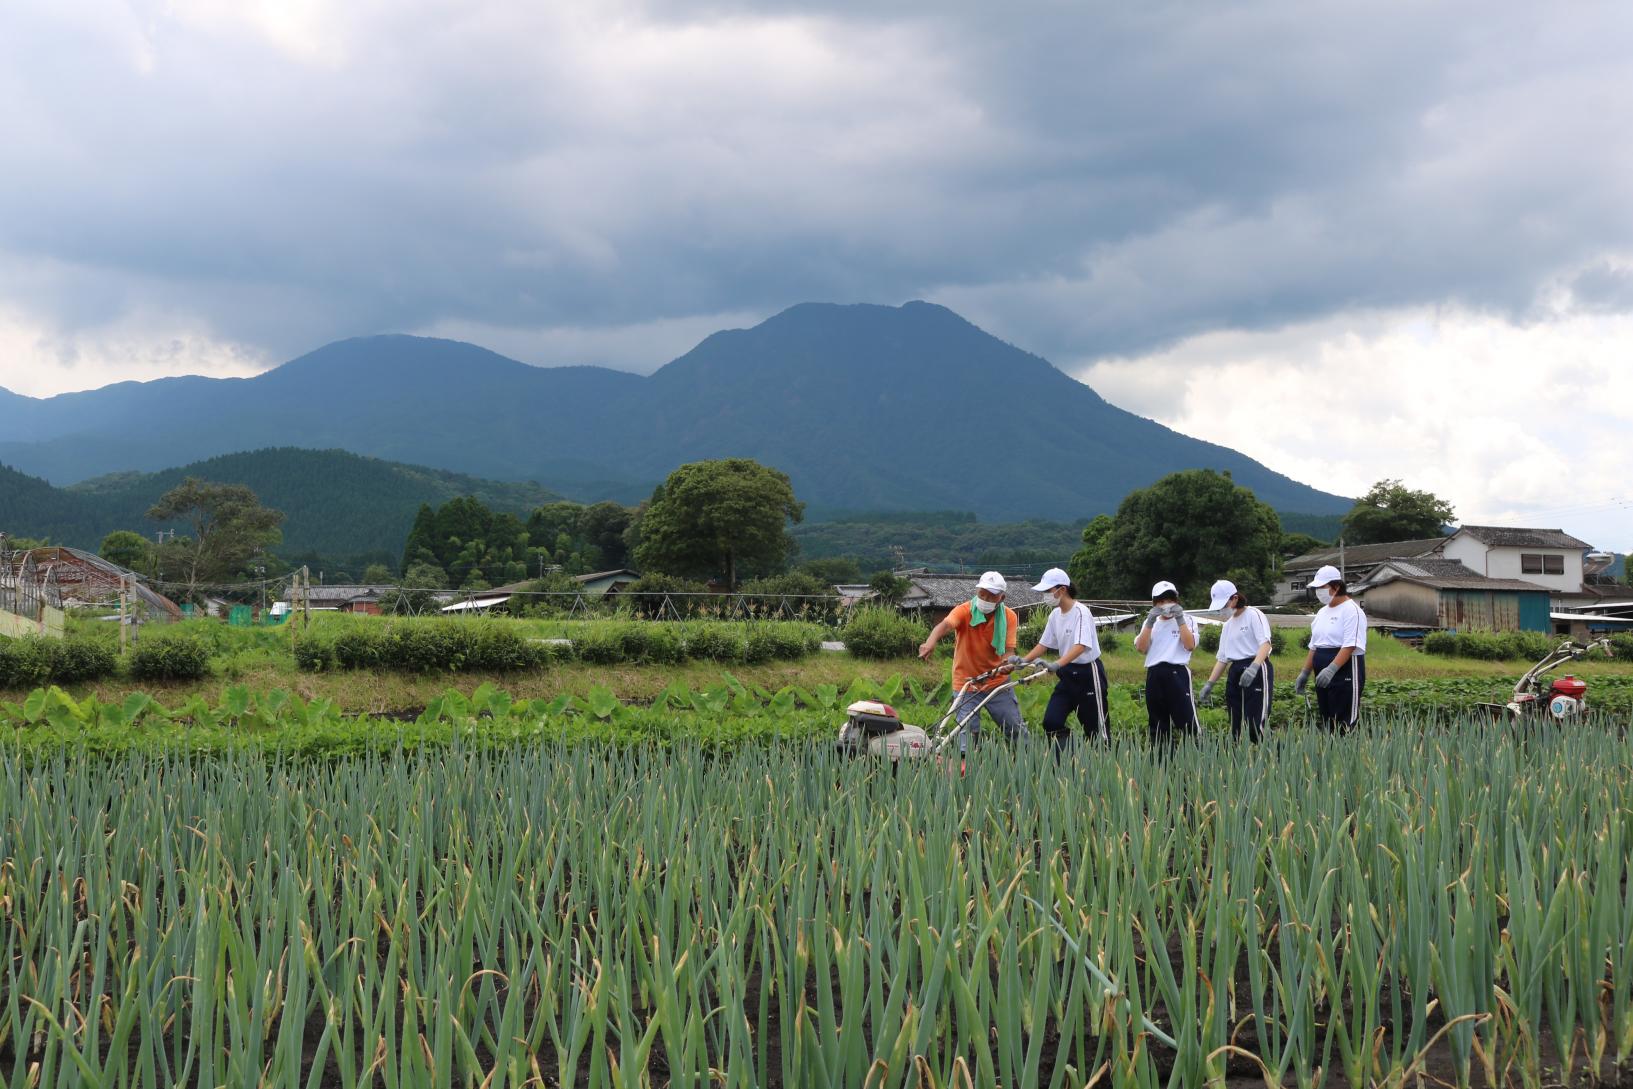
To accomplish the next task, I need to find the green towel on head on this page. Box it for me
[969,598,1007,655]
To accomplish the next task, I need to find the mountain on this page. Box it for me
[0,302,1351,520]
[0,448,563,557]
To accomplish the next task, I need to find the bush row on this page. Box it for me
[1425,631,1568,661]
[295,619,826,673]
[1423,630,1633,661]
[0,636,120,688]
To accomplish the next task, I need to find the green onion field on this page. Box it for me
[6,719,1633,1086]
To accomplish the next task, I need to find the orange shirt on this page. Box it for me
[944,601,1019,690]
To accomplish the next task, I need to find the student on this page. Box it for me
[1295,564,1366,731]
[1134,580,1200,746]
[919,570,1024,746]
[1016,567,1108,751]
[1198,579,1274,742]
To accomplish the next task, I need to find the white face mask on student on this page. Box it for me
[1316,588,1334,606]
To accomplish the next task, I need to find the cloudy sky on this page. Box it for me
[3,1,1631,544]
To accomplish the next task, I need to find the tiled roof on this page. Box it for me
[1360,558,1552,594]
[903,574,1052,610]
[1285,538,1446,571]
[1453,525,1592,550]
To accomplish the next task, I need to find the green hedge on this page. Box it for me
[1423,631,1561,661]
[296,619,824,673]
[0,636,120,689]
[841,609,926,660]
[127,636,211,682]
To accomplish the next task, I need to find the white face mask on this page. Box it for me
[1316,588,1334,606]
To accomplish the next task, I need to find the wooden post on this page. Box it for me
[118,577,128,656]
[289,568,299,654]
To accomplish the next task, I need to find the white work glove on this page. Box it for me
[1239,662,1260,688]
[1294,669,1311,695]
[1198,679,1216,705]
[1143,606,1163,628]
[1316,663,1341,689]
[1042,659,1062,674]
[1162,602,1186,620]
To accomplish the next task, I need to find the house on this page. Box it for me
[575,568,640,597]
[1275,538,1447,605]
[892,572,1054,627]
[1440,526,1592,596]
[279,583,397,614]
[1353,558,1552,632]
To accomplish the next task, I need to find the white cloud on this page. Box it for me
[413,309,766,372]
[0,306,268,396]
[1078,305,1633,549]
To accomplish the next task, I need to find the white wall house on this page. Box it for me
[1440,526,1590,595]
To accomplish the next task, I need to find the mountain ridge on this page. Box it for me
[0,448,564,559]
[0,301,1350,520]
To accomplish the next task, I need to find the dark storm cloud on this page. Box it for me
[1,0,1630,377]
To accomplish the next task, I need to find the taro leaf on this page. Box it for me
[22,688,48,724]
[880,675,905,702]
[769,688,797,716]
[471,682,498,712]
[541,693,576,717]
[842,678,877,706]
[813,684,839,712]
[587,685,620,720]
[721,671,749,696]
[786,685,817,711]
[658,683,696,711]
[222,686,251,721]
[121,692,154,728]
[489,689,514,720]
[697,687,730,716]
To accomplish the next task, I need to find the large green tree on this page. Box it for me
[98,530,153,572]
[145,479,284,602]
[1340,479,1455,544]
[1068,470,1282,604]
[633,459,804,589]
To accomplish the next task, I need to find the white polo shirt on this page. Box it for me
[1310,599,1364,650]
[1217,606,1272,662]
[1039,602,1101,664]
[1143,613,1199,667]
[1356,604,1369,654]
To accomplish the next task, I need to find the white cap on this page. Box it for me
[1208,579,1239,611]
[1031,567,1070,593]
[1150,580,1178,599]
[1307,564,1343,588]
[977,571,1007,595]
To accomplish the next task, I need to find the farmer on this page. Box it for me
[1134,580,1200,746]
[1295,564,1366,731]
[1198,579,1274,742]
[1015,567,1108,751]
[918,570,1024,747]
